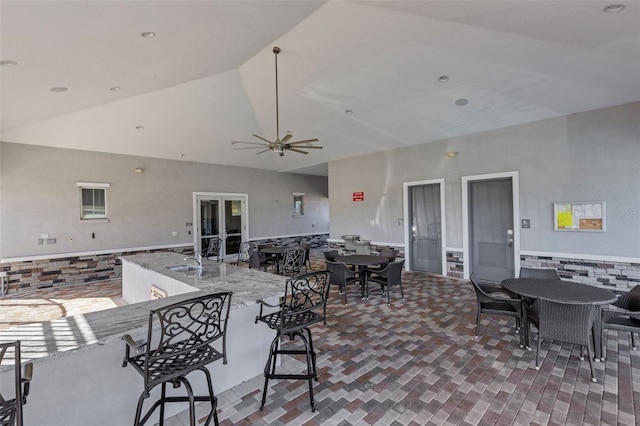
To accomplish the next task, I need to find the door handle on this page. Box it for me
[507,229,514,247]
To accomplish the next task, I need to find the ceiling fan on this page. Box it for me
[232,46,322,157]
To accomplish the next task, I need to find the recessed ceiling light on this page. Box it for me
[140,31,156,38]
[603,4,625,12]
[345,109,353,115]
[110,86,121,92]
[438,75,449,83]
[136,125,144,130]
[0,60,17,67]
[455,98,469,106]
[50,87,68,93]
[447,151,458,158]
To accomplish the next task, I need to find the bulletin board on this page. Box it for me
[554,201,606,232]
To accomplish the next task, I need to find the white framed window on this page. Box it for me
[293,192,305,217]
[77,182,110,220]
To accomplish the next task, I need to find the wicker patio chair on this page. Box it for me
[323,250,339,262]
[255,270,331,412]
[233,242,252,267]
[122,291,233,426]
[520,267,560,280]
[527,299,598,382]
[601,285,640,358]
[325,260,359,304]
[470,274,523,346]
[0,341,33,426]
[367,260,405,305]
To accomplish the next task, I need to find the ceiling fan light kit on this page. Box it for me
[232,46,322,157]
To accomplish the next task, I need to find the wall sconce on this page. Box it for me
[134,167,144,174]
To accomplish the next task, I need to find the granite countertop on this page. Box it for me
[0,252,286,369]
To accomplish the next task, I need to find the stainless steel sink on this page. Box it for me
[167,265,201,273]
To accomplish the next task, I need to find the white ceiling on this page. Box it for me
[1,1,639,176]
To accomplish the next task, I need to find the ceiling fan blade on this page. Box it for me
[287,148,309,155]
[252,134,273,143]
[234,146,268,150]
[280,134,293,143]
[232,141,268,146]
[288,145,323,150]
[286,138,319,146]
[255,149,271,155]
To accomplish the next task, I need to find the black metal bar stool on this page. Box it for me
[122,291,232,426]
[255,270,331,412]
[0,341,33,426]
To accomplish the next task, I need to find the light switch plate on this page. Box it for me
[522,219,531,229]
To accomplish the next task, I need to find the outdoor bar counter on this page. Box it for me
[0,252,286,426]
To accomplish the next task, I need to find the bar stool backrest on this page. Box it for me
[140,292,232,389]
[0,341,33,426]
[280,270,332,330]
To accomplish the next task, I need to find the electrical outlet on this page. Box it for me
[47,238,56,244]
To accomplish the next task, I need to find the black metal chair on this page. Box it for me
[527,299,598,382]
[367,260,405,305]
[470,274,523,346]
[203,237,222,262]
[232,242,252,267]
[0,341,33,426]
[325,260,359,304]
[602,285,640,358]
[122,292,233,426]
[255,270,331,412]
[280,247,306,276]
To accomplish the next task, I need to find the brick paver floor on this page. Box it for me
[1,250,638,425]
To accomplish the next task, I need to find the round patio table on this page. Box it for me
[501,278,617,357]
[259,246,288,274]
[334,255,389,299]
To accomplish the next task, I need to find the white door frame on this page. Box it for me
[461,171,520,279]
[403,178,447,275]
[192,192,249,257]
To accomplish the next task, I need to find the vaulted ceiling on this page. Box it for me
[1,1,639,176]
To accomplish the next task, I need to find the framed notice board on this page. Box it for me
[554,201,606,232]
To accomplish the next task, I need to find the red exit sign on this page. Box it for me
[353,192,364,202]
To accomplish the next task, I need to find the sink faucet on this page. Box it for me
[184,250,202,266]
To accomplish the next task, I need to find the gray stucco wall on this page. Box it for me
[0,143,329,259]
[328,102,640,259]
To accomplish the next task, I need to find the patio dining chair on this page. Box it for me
[325,260,359,304]
[527,299,598,382]
[203,237,222,262]
[281,247,306,276]
[367,259,405,305]
[601,285,640,359]
[233,242,252,268]
[470,274,523,346]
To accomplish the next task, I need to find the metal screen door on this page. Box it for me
[410,184,442,274]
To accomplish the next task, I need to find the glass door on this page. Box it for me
[194,193,247,260]
[199,199,220,254]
